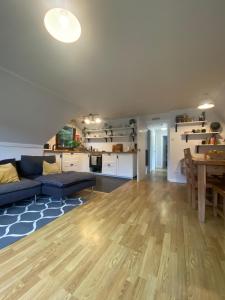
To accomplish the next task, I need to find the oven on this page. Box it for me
[89,154,102,173]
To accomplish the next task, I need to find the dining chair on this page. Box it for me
[183,148,219,209]
[213,184,225,223]
[183,148,195,206]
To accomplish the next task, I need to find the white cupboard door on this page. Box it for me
[117,154,134,178]
[80,154,90,172]
[102,153,117,176]
[62,153,80,172]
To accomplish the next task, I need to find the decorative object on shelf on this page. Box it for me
[112,144,123,152]
[56,126,76,150]
[175,114,194,123]
[199,111,206,121]
[68,140,81,149]
[209,135,217,145]
[210,122,221,132]
[129,119,136,127]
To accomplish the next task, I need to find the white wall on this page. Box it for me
[0,142,43,160]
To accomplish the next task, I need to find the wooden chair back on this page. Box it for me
[184,148,195,184]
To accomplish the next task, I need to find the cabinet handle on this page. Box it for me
[70,164,74,166]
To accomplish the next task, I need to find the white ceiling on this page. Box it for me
[1,0,225,119]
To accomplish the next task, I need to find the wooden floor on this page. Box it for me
[0,173,225,300]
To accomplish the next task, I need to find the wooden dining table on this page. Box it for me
[192,156,225,223]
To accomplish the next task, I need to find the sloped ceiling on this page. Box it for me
[0,0,225,144]
[0,67,77,144]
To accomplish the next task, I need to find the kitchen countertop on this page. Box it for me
[43,149,137,154]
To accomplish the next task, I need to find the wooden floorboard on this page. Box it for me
[0,173,225,300]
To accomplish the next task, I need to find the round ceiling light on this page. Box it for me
[198,103,215,110]
[44,8,81,43]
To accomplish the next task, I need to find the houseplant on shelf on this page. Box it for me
[68,140,81,150]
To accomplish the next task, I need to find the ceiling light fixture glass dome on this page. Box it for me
[198,103,215,110]
[44,8,81,43]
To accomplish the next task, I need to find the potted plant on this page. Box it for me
[68,140,81,150]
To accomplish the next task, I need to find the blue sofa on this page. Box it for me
[0,159,41,206]
[0,156,96,206]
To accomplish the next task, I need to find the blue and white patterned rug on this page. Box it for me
[0,196,86,249]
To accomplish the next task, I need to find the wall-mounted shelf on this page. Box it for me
[196,144,225,153]
[85,135,136,142]
[84,126,136,136]
[182,132,219,143]
[175,120,207,132]
[86,127,134,132]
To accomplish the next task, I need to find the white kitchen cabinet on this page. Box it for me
[116,154,137,178]
[44,151,137,178]
[62,153,81,172]
[62,153,90,172]
[102,153,137,178]
[102,153,117,176]
[79,153,90,172]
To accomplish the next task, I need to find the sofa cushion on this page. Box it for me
[35,171,96,188]
[0,178,41,195]
[20,155,56,179]
[43,161,61,176]
[0,163,20,184]
[0,159,16,168]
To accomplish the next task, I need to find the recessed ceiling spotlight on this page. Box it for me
[44,8,81,43]
[198,103,215,110]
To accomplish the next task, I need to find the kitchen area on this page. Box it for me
[44,117,137,179]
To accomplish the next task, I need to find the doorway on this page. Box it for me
[162,135,168,169]
[147,123,168,176]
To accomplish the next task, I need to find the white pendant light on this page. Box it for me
[44,8,81,43]
[198,103,215,110]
